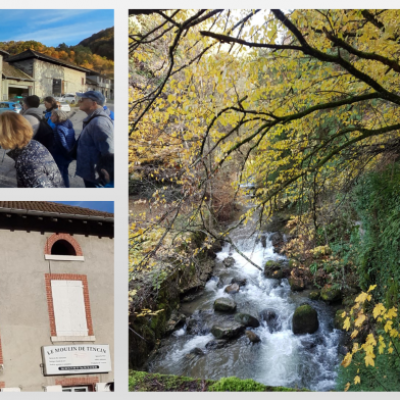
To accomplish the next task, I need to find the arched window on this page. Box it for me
[51,240,77,256]
[44,233,84,261]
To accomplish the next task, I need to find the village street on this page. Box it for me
[0,102,114,188]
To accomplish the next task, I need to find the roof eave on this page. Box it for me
[2,75,34,82]
[7,53,93,74]
[0,207,114,223]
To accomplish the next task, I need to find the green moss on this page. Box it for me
[129,371,308,392]
[309,291,320,300]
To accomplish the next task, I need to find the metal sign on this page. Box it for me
[42,345,111,376]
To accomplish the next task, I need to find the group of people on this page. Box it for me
[0,91,114,188]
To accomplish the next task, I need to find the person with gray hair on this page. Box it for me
[50,109,76,187]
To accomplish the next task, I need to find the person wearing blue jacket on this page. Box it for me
[50,109,76,187]
[43,96,58,131]
[103,105,114,123]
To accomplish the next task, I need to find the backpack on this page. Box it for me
[69,114,111,160]
[30,114,54,151]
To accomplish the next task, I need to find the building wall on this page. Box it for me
[32,60,86,98]
[0,229,114,392]
[2,79,34,100]
[9,59,35,79]
[62,66,86,95]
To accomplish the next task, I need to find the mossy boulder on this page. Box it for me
[289,276,305,291]
[309,291,320,300]
[292,304,319,334]
[234,313,260,328]
[320,285,342,303]
[334,309,347,330]
[264,260,288,279]
[213,297,237,313]
[211,322,245,339]
[245,330,261,343]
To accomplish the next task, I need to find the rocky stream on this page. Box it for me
[145,223,346,391]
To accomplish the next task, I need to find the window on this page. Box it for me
[45,274,94,342]
[51,240,76,256]
[62,386,89,392]
[44,233,84,261]
[51,280,88,337]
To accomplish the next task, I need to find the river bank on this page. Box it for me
[130,371,308,391]
[130,211,349,391]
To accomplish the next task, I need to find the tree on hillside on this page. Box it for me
[130,9,400,239]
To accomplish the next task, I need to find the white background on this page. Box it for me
[1,1,397,399]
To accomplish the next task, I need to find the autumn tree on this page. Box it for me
[130,9,400,267]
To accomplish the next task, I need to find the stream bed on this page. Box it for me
[148,226,344,391]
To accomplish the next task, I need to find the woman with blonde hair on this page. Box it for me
[0,112,64,188]
[50,109,76,187]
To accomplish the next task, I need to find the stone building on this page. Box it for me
[0,202,114,392]
[5,50,92,98]
[1,61,35,100]
[86,74,114,100]
[0,49,8,100]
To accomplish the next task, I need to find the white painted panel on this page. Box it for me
[95,383,108,392]
[51,280,88,337]
[1,388,21,392]
[44,385,62,392]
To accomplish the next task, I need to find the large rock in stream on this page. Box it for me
[245,330,261,343]
[292,304,319,335]
[211,321,245,339]
[234,313,260,328]
[225,283,240,294]
[214,297,237,313]
[264,260,288,279]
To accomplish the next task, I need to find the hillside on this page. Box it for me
[0,28,114,77]
[78,27,114,61]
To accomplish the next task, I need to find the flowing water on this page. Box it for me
[148,221,344,391]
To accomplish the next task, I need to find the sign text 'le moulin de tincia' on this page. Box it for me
[42,345,111,376]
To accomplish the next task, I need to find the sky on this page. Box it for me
[54,201,114,213]
[0,9,114,47]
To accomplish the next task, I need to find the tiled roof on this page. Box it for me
[6,50,94,73]
[0,201,113,218]
[2,61,34,81]
[0,49,9,57]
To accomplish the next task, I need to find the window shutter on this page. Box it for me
[51,280,88,336]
